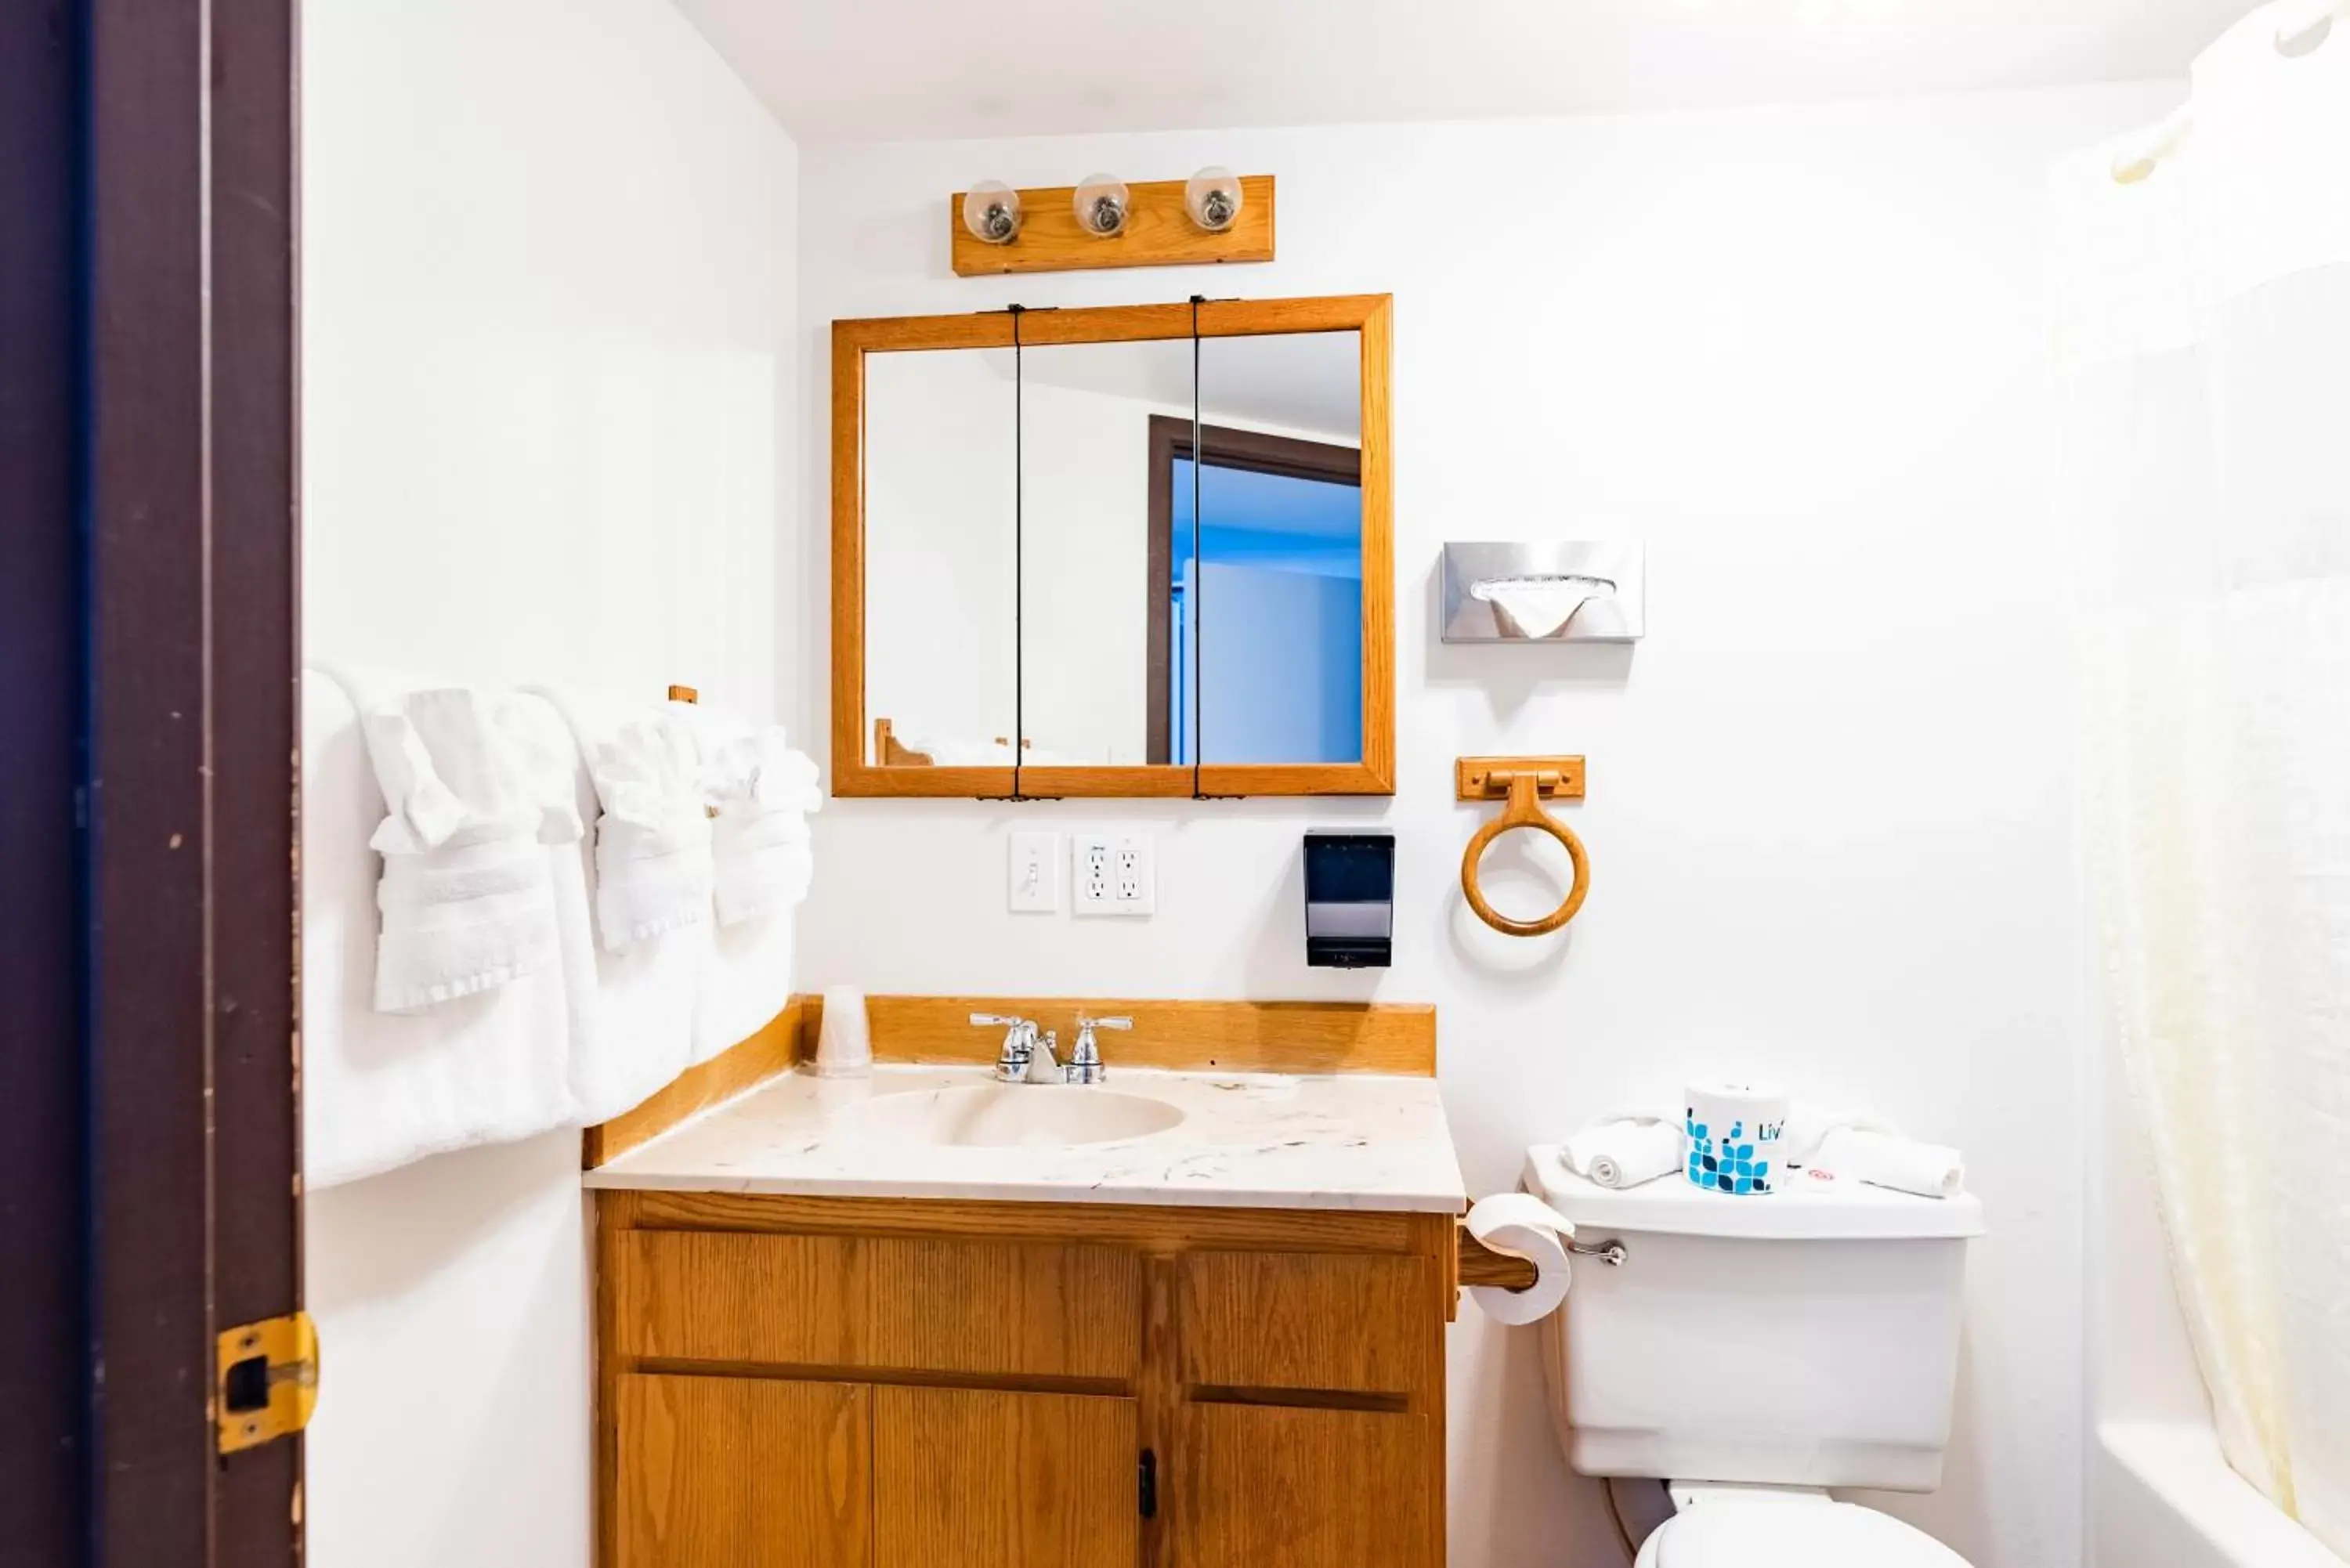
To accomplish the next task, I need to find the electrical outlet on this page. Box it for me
[1074,832,1152,916]
[1112,833,1155,913]
[1008,830,1060,912]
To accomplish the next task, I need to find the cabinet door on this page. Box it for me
[1172,1404,1431,1568]
[873,1386,1138,1568]
[614,1374,870,1568]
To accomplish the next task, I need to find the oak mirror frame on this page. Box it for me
[831,294,1394,800]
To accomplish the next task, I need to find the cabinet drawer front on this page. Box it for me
[1172,1403,1431,1568]
[611,1230,869,1365]
[611,1229,1141,1380]
[870,1236,1141,1381]
[1177,1251,1430,1395]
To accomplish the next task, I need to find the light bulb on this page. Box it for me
[1184,167,1242,233]
[1072,174,1129,237]
[961,181,1021,245]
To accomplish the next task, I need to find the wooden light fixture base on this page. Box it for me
[949,174,1275,276]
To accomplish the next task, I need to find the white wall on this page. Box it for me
[793,85,2176,1568]
[300,2,797,1564]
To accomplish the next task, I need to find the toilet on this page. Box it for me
[1523,1144,1987,1566]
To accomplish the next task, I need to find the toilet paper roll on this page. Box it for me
[1683,1078,1789,1196]
[1465,1192,1576,1325]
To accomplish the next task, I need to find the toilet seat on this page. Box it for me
[1633,1494,1972,1568]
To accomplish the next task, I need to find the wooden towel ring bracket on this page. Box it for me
[1456,754,1591,938]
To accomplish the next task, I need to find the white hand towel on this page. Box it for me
[503,692,704,1120]
[301,670,580,1189]
[353,685,583,1013]
[1813,1128,1966,1199]
[531,688,714,952]
[669,703,820,927]
[1563,1115,1685,1190]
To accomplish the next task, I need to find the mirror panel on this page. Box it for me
[862,346,1017,767]
[1188,330,1365,766]
[1016,338,1195,766]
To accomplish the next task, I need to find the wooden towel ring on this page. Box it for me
[1457,757,1590,938]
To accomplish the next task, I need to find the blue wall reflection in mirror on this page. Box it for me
[1169,455,1362,765]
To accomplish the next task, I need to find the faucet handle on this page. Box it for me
[970,1012,1025,1028]
[1075,1013,1132,1031]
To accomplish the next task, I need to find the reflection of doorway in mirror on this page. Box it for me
[1148,418,1363,767]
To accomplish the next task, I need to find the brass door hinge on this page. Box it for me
[217,1310,319,1454]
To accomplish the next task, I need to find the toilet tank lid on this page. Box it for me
[1524,1145,1986,1241]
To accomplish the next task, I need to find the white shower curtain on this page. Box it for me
[2051,1,2349,1552]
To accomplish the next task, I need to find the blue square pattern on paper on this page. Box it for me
[1684,1112,1783,1195]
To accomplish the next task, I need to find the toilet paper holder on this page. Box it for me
[1457,755,1591,938]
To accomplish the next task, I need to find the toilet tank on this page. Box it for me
[1524,1145,1984,1493]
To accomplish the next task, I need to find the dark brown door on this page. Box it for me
[3,3,304,1566]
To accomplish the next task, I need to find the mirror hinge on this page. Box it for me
[217,1310,319,1454]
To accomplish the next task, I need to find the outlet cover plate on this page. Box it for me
[1073,832,1152,917]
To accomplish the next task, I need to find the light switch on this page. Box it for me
[1008,830,1059,912]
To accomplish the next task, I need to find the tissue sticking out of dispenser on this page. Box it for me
[1441,541,1645,644]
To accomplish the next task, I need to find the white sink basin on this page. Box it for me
[845,1083,1187,1150]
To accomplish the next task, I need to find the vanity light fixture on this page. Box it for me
[1072,174,1130,237]
[1184,166,1243,233]
[961,180,1021,245]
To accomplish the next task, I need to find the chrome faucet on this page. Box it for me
[1066,1014,1130,1086]
[971,1013,1060,1083]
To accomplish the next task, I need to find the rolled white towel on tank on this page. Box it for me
[1563,1115,1684,1190]
[1781,1102,1900,1165]
[1813,1128,1966,1199]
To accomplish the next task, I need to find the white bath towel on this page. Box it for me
[1563,1113,1685,1190]
[1813,1128,1967,1199]
[349,682,583,1013]
[302,670,580,1189]
[530,688,714,952]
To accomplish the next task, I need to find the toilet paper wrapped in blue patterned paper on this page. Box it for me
[1683,1079,1789,1195]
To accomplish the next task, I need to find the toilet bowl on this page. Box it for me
[1520,1143,1987,1566]
[1631,1483,1971,1567]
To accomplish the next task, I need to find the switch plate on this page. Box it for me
[1008,830,1060,912]
[1075,832,1153,917]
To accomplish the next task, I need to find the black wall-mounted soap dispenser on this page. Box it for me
[1303,829,1394,968]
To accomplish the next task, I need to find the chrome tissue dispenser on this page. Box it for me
[1441,542,1645,643]
[1303,830,1394,969]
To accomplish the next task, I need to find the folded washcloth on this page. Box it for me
[531,688,714,951]
[1813,1128,1966,1199]
[1563,1114,1685,1190]
[354,686,583,1012]
[669,703,820,927]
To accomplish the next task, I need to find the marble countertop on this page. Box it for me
[584,1064,1469,1213]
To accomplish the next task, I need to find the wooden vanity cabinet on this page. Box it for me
[597,1190,1456,1568]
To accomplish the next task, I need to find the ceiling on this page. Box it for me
[670,0,2236,145]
